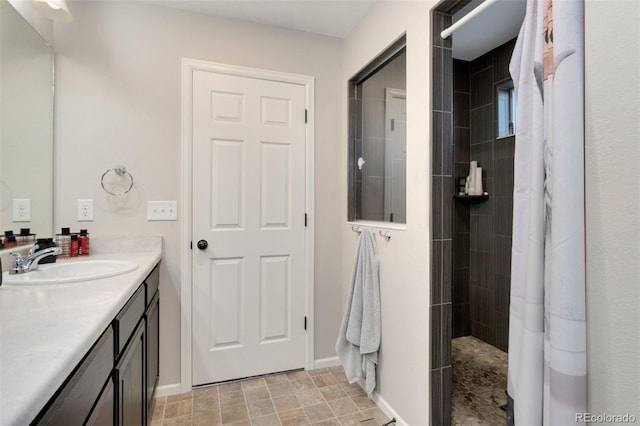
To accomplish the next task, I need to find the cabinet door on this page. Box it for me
[86,376,115,426]
[115,321,145,426]
[35,328,114,425]
[146,291,160,415]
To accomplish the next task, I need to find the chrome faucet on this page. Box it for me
[9,245,62,275]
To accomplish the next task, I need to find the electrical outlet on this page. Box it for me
[147,201,178,221]
[77,199,94,221]
[12,199,31,222]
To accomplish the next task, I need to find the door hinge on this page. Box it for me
[304,316,307,330]
[390,213,394,222]
[391,118,395,131]
[304,213,308,227]
[304,109,308,123]
[190,241,192,250]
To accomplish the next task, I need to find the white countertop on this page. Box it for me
[0,237,162,425]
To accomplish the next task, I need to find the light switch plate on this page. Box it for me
[147,201,178,221]
[77,199,94,221]
[12,199,31,222]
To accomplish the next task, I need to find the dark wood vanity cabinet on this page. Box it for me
[33,264,160,426]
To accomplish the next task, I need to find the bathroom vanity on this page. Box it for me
[0,238,162,425]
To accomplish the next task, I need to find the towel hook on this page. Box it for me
[351,226,362,235]
[378,230,391,241]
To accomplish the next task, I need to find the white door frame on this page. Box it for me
[180,58,315,393]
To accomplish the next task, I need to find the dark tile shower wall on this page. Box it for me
[431,10,454,426]
[452,59,471,338]
[467,39,516,352]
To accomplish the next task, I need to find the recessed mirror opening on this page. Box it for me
[348,36,407,224]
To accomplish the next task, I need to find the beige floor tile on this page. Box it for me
[245,386,271,402]
[150,401,165,422]
[221,403,250,424]
[350,395,376,411]
[163,414,193,426]
[286,370,310,381]
[326,398,359,417]
[295,388,325,407]
[220,390,247,407]
[219,382,244,394]
[327,366,344,375]
[164,399,193,419]
[265,374,289,384]
[360,408,390,424]
[243,377,267,389]
[251,413,282,425]
[311,419,341,426]
[193,409,222,425]
[340,382,365,397]
[194,385,220,399]
[303,402,335,423]
[290,377,316,392]
[307,368,329,376]
[337,411,366,426]
[267,381,294,398]
[318,384,347,402]
[248,399,277,418]
[312,373,337,388]
[193,396,220,413]
[167,392,193,403]
[278,408,310,426]
[227,420,252,426]
[330,370,349,385]
[272,394,301,412]
[154,396,168,407]
[150,419,163,426]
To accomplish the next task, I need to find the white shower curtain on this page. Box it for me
[508,0,586,424]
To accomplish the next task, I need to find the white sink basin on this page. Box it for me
[1,260,138,285]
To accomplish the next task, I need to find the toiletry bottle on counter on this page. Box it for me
[79,229,90,256]
[4,231,16,248]
[36,238,58,264]
[70,235,79,257]
[17,228,36,245]
[55,227,72,258]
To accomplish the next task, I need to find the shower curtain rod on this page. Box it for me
[440,0,501,39]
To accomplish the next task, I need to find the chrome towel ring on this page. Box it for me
[101,166,134,196]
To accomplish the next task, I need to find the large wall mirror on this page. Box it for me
[348,36,407,224]
[0,0,54,242]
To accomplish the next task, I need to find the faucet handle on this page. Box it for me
[9,250,25,267]
[27,244,40,258]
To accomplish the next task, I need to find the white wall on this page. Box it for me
[6,0,53,43]
[584,0,640,418]
[53,0,344,388]
[342,2,434,424]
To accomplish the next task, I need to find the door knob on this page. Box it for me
[197,240,208,250]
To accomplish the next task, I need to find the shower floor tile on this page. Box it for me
[452,336,508,426]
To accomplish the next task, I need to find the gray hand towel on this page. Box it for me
[335,229,381,397]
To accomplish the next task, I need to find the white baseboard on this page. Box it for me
[154,383,183,398]
[370,390,407,426]
[355,379,407,426]
[313,356,341,369]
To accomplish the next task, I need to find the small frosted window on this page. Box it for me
[497,84,516,137]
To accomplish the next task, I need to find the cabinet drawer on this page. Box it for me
[37,327,114,425]
[114,285,145,356]
[145,265,159,307]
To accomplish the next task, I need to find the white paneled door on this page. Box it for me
[192,69,307,385]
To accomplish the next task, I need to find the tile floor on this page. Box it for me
[452,336,508,426]
[151,366,392,426]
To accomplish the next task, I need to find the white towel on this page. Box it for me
[335,229,381,397]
